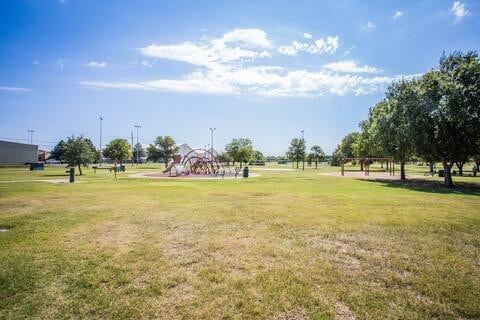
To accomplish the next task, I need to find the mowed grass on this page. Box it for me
[0,165,479,319]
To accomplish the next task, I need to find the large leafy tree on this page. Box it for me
[85,138,101,164]
[310,145,325,169]
[103,139,131,164]
[376,80,420,180]
[331,132,359,167]
[63,136,95,175]
[147,136,178,167]
[287,138,306,169]
[225,138,254,167]
[416,52,480,187]
[133,143,146,163]
[49,140,66,161]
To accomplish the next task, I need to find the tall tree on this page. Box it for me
[310,145,325,169]
[147,136,178,167]
[133,143,146,163]
[287,138,306,169]
[226,138,253,167]
[63,136,95,175]
[48,140,66,161]
[103,139,131,165]
[416,52,480,187]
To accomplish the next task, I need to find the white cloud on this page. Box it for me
[344,45,355,56]
[323,60,380,74]
[32,61,40,65]
[451,1,469,23]
[139,29,272,69]
[363,21,376,30]
[0,86,31,92]
[393,11,403,19]
[303,32,313,39]
[59,0,68,3]
[85,61,107,68]
[55,59,66,68]
[277,36,339,56]
[81,28,416,97]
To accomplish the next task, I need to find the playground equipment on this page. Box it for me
[163,148,225,177]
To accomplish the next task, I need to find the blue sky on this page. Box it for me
[1,0,479,155]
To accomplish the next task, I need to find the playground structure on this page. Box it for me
[163,147,230,177]
[341,157,395,176]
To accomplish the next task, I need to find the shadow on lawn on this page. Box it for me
[360,178,480,196]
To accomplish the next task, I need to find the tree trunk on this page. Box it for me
[443,162,454,188]
[380,161,383,169]
[400,160,406,180]
[455,161,464,176]
[474,160,480,177]
[360,161,364,172]
[296,160,299,169]
[315,161,318,169]
[78,164,82,176]
[429,161,434,174]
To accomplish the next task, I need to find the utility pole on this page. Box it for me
[134,125,141,165]
[209,127,216,160]
[131,131,134,166]
[27,130,34,144]
[301,129,305,171]
[99,117,103,164]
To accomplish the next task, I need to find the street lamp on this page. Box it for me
[301,130,305,171]
[134,125,141,165]
[27,130,34,144]
[99,117,104,164]
[210,127,216,159]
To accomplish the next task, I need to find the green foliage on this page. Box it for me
[287,138,306,168]
[63,136,95,175]
[103,139,131,164]
[147,136,178,166]
[48,140,66,161]
[225,138,254,166]
[310,145,325,169]
[133,143,146,163]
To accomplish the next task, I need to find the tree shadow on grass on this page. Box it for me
[360,178,480,196]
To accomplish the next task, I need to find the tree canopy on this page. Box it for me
[225,138,254,167]
[103,139,131,164]
[63,136,95,175]
[147,136,178,166]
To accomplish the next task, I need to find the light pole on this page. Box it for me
[209,127,216,159]
[134,125,141,165]
[99,117,104,164]
[27,130,34,144]
[301,129,305,171]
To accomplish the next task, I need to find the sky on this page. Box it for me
[0,0,479,155]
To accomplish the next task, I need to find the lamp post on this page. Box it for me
[301,129,305,171]
[134,125,141,165]
[209,127,216,160]
[99,117,103,164]
[27,130,34,144]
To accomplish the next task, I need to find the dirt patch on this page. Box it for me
[275,307,308,320]
[335,301,356,320]
[0,228,9,232]
[66,221,142,255]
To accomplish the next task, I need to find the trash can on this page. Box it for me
[243,166,249,178]
[69,167,75,183]
[438,170,444,177]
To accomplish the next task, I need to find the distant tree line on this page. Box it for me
[331,51,480,187]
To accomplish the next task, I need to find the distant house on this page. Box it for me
[0,140,38,164]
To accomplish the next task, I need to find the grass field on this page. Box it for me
[1,164,479,319]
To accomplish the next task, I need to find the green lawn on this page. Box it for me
[0,164,479,319]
